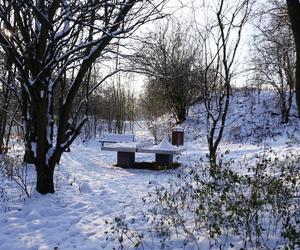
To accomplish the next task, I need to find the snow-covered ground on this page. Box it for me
[0,90,300,249]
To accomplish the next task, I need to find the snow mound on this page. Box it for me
[151,138,176,151]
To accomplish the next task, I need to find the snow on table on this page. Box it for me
[138,138,185,154]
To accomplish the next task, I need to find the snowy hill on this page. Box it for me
[185,89,300,144]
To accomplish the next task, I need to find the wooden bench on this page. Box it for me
[101,142,185,167]
[99,133,135,147]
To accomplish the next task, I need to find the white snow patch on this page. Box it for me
[46,147,54,165]
[28,80,35,86]
[31,142,37,158]
[151,137,176,150]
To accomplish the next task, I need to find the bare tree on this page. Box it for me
[0,0,165,194]
[94,81,137,134]
[139,81,169,143]
[198,0,253,175]
[133,24,204,123]
[286,0,300,117]
[252,0,295,123]
[0,51,21,154]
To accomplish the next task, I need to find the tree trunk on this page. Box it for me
[24,148,35,164]
[287,0,300,116]
[0,0,144,195]
[34,93,55,194]
[283,108,290,124]
[209,146,217,178]
[36,162,55,194]
[175,107,187,124]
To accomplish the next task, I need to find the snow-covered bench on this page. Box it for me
[99,133,135,147]
[101,138,185,167]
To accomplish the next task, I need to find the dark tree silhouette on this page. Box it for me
[0,0,165,194]
[286,0,300,116]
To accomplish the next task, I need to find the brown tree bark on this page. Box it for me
[287,0,300,116]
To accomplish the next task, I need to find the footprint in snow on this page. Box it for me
[38,207,68,217]
[99,189,108,196]
[70,202,88,210]
[79,183,93,193]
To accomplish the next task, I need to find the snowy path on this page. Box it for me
[0,143,178,250]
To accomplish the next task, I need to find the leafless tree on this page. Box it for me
[0,51,21,154]
[139,81,169,143]
[252,0,295,123]
[0,0,166,194]
[92,81,137,134]
[198,0,253,175]
[133,24,204,123]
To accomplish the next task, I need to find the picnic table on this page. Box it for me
[101,138,185,167]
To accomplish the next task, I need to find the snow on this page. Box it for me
[151,137,176,151]
[28,80,35,86]
[46,124,52,145]
[31,142,37,158]
[0,90,300,249]
[0,143,173,249]
[172,125,184,132]
[79,183,93,193]
[46,147,54,166]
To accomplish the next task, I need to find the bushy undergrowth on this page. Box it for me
[106,217,145,249]
[151,153,300,248]
[109,151,300,249]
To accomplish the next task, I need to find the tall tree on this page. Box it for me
[197,0,253,175]
[133,24,203,123]
[286,0,300,116]
[253,0,295,123]
[0,0,165,194]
